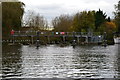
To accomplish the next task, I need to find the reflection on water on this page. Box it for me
[2,44,120,78]
[2,44,22,78]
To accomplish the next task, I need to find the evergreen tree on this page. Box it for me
[94,9,107,30]
[114,1,120,33]
[107,17,111,22]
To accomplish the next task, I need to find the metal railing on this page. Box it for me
[11,31,100,37]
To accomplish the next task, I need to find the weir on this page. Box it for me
[2,31,104,45]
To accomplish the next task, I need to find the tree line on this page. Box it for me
[52,10,116,33]
[114,1,120,33]
[2,0,120,41]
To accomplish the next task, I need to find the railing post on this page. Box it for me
[77,36,79,44]
[47,36,50,44]
[85,36,88,43]
[12,36,15,44]
[31,36,33,44]
[103,32,107,47]
[63,36,65,43]
[36,31,40,48]
[11,30,15,44]
[73,31,76,40]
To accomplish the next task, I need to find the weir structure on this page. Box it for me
[2,31,104,44]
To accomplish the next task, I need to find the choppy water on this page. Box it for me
[1,44,120,79]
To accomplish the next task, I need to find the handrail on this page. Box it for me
[11,31,101,36]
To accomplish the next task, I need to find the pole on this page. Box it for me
[103,32,107,47]
[77,36,79,44]
[11,29,15,44]
[63,36,65,43]
[85,36,88,43]
[13,36,15,44]
[31,36,33,44]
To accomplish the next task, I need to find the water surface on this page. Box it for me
[2,44,120,79]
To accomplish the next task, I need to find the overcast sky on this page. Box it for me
[20,0,119,24]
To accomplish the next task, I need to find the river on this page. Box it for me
[1,44,120,79]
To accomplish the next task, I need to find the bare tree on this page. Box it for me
[52,14,73,32]
[22,10,48,30]
[22,10,35,27]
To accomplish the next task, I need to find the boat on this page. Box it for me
[114,37,120,44]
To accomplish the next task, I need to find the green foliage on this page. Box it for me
[52,14,73,32]
[72,13,81,31]
[52,10,110,34]
[114,1,120,32]
[94,9,107,30]
[73,11,95,32]
[2,2,25,39]
[107,17,111,22]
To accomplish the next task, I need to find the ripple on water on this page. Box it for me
[2,44,120,78]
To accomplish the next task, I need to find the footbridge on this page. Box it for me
[3,31,104,44]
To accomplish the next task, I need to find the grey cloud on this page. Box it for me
[23,0,119,24]
[36,4,63,10]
